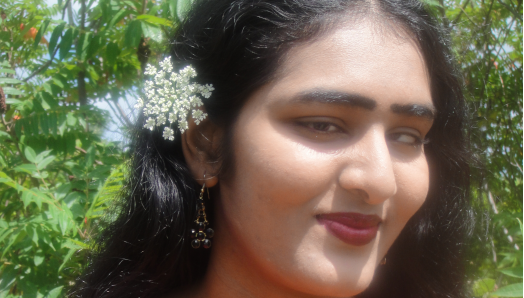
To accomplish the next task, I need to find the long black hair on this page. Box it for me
[73,1,475,297]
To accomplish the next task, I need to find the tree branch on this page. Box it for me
[77,0,87,105]
[451,0,471,26]
[67,0,74,26]
[114,100,133,127]
[104,98,128,128]
[141,0,148,14]
[497,0,523,22]
[22,46,59,82]
[121,94,135,121]
[1,115,10,132]
[75,146,103,165]
[487,189,518,248]
[61,0,71,20]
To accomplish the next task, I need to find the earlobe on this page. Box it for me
[181,115,221,188]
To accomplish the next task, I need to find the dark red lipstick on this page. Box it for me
[317,213,381,246]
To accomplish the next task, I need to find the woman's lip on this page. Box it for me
[317,213,381,246]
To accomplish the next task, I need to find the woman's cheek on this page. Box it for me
[389,158,430,228]
[238,119,335,208]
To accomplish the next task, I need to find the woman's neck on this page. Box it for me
[170,224,343,298]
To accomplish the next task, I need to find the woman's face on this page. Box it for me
[212,20,434,297]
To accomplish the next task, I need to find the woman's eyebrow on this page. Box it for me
[390,103,436,120]
[291,89,376,110]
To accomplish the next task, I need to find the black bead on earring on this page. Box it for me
[190,183,214,249]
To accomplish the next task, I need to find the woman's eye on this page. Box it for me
[388,132,426,146]
[304,122,340,133]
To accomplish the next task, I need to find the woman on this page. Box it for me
[74,0,474,297]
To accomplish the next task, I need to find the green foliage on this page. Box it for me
[428,0,523,297]
[0,0,520,297]
[0,0,188,296]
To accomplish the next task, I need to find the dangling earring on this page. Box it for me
[190,182,214,249]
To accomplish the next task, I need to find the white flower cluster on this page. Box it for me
[135,57,214,141]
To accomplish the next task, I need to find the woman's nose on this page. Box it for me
[338,126,397,205]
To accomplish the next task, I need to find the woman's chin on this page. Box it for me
[290,272,374,298]
[281,251,379,297]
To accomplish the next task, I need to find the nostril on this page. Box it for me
[351,189,369,201]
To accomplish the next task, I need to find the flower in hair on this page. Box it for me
[135,57,214,141]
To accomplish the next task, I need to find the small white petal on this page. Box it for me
[134,98,144,109]
[163,127,175,141]
[144,118,156,131]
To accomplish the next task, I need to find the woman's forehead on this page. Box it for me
[266,20,433,110]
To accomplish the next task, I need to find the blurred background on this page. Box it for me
[0,0,521,297]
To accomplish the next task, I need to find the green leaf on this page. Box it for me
[52,76,65,89]
[57,210,70,235]
[35,149,52,164]
[0,171,24,191]
[0,264,17,291]
[106,42,120,65]
[34,250,45,266]
[141,22,163,43]
[59,28,73,60]
[48,22,66,57]
[2,87,22,95]
[21,189,41,209]
[14,163,37,174]
[85,146,96,168]
[86,64,100,82]
[55,183,72,201]
[64,238,89,249]
[30,226,39,245]
[24,146,37,163]
[38,91,58,109]
[491,283,523,297]
[0,78,22,84]
[136,15,173,27]
[58,248,76,273]
[472,278,495,297]
[176,0,194,21]
[108,9,131,28]
[49,112,58,135]
[0,68,15,75]
[0,131,10,140]
[21,188,55,209]
[124,20,142,48]
[169,0,177,20]
[86,34,101,59]
[33,19,51,49]
[5,98,21,105]
[2,230,27,258]
[420,0,443,7]
[498,267,524,278]
[37,155,56,170]
[87,165,112,179]
[76,32,92,62]
[45,286,64,298]
[66,113,77,126]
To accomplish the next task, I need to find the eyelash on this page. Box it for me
[302,121,342,133]
[299,121,429,146]
[387,133,429,147]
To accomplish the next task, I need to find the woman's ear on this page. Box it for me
[181,114,221,187]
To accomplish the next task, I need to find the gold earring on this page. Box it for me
[190,182,214,249]
[380,256,387,265]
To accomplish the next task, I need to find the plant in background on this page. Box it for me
[424,0,522,297]
[0,0,521,297]
[0,0,194,296]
